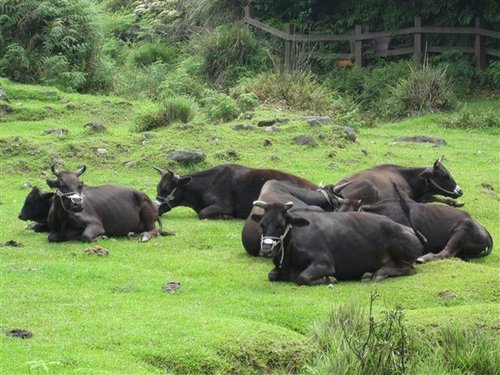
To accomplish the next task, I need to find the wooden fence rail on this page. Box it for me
[243,6,500,70]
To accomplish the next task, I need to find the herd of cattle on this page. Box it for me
[18,157,493,285]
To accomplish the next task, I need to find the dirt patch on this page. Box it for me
[1,240,24,247]
[84,246,109,256]
[6,329,33,339]
[163,281,181,293]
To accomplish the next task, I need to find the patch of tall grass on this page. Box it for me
[136,96,197,131]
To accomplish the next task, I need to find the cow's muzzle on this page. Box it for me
[56,190,84,212]
[259,236,280,257]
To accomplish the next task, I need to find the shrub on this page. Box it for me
[202,92,239,123]
[442,108,500,130]
[136,96,197,131]
[159,56,208,99]
[430,50,476,95]
[0,0,105,92]
[126,42,176,68]
[386,64,457,118]
[194,23,270,87]
[40,55,86,92]
[113,62,171,100]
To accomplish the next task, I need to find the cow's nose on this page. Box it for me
[456,187,463,197]
[18,214,24,220]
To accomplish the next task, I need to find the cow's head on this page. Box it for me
[322,183,362,212]
[420,156,463,198]
[46,165,86,212]
[251,201,309,258]
[154,167,192,215]
[18,187,54,221]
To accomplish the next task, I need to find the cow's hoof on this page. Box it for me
[374,275,385,282]
[361,272,373,282]
[25,223,37,230]
[327,283,334,289]
[416,257,426,264]
[268,268,280,282]
[127,232,136,239]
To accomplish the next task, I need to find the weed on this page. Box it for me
[126,42,176,68]
[442,107,500,131]
[202,91,239,123]
[136,96,197,131]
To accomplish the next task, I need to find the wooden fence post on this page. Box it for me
[414,16,423,64]
[355,24,363,67]
[283,23,295,72]
[475,16,486,70]
[244,5,251,18]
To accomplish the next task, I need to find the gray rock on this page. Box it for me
[85,121,106,132]
[44,90,58,97]
[232,124,256,131]
[167,149,205,164]
[308,119,323,127]
[43,128,68,137]
[257,119,277,127]
[123,161,137,168]
[0,90,8,101]
[97,148,107,155]
[265,125,281,133]
[296,115,332,125]
[293,135,317,146]
[334,126,357,142]
[395,136,447,146]
[65,104,76,110]
[263,139,272,147]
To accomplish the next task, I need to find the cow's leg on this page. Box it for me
[48,230,63,242]
[198,204,233,220]
[81,223,105,243]
[137,200,162,242]
[421,195,464,207]
[295,262,335,286]
[372,263,416,282]
[417,220,478,263]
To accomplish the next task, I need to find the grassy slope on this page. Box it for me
[0,79,498,374]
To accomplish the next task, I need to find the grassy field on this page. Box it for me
[0,78,498,374]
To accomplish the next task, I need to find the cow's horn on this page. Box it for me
[153,166,166,174]
[253,200,269,209]
[333,181,351,194]
[436,155,444,164]
[284,201,294,211]
[75,165,86,176]
[51,164,60,177]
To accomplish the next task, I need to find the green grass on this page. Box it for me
[0,78,498,374]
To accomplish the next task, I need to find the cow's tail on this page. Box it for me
[393,183,427,246]
[463,229,494,259]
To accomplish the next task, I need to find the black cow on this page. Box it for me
[327,157,464,208]
[46,165,164,242]
[250,201,424,285]
[357,198,493,263]
[18,187,54,232]
[154,164,317,219]
[242,179,349,257]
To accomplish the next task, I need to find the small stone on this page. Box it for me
[263,139,272,147]
[265,125,281,133]
[257,119,277,127]
[96,148,107,155]
[395,136,446,146]
[296,115,332,125]
[293,135,317,146]
[0,89,8,101]
[123,161,137,168]
[334,126,357,142]
[232,124,256,131]
[43,128,68,137]
[85,121,106,132]
[84,246,109,256]
[167,149,205,164]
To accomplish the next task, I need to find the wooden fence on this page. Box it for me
[243,6,500,71]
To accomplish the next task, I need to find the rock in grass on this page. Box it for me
[43,128,68,138]
[232,124,256,131]
[293,135,317,146]
[296,115,332,125]
[395,136,446,146]
[265,125,281,133]
[333,126,357,142]
[167,149,205,164]
[85,121,106,132]
[84,246,109,256]
[1,240,24,247]
[6,329,33,339]
[0,90,9,101]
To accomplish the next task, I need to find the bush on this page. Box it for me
[113,62,171,100]
[430,50,476,95]
[194,23,270,87]
[442,108,500,130]
[0,0,105,92]
[136,96,197,131]
[159,56,208,99]
[385,64,457,118]
[40,55,86,92]
[126,42,176,68]
[202,91,239,123]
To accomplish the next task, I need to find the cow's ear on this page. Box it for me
[250,213,263,223]
[178,176,192,186]
[31,186,41,195]
[46,179,59,189]
[290,217,310,227]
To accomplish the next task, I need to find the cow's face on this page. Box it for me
[322,184,362,212]
[47,165,86,212]
[154,168,192,215]
[251,201,300,258]
[18,187,54,221]
[421,157,463,198]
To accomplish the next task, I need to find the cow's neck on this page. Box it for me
[397,167,429,200]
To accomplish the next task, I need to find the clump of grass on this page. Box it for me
[201,91,239,123]
[305,292,499,375]
[386,64,457,118]
[136,96,197,131]
[442,108,500,130]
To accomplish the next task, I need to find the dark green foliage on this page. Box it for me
[442,108,500,130]
[126,42,176,67]
[0,0,107,92]
[194,23,270,88]
[202,91,239,123]
[136,96,196,131]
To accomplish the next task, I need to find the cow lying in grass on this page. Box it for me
[46,165,165,242]
[154,164,317,219]
[18,187,53,232]
[250,201,425,285]
[328,156,464,207]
